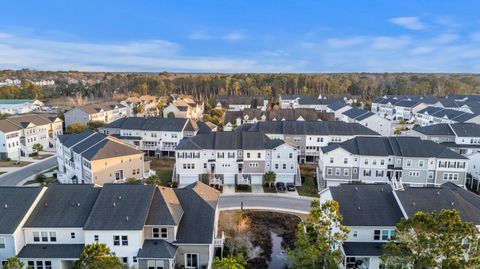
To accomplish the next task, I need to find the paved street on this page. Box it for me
[0,156,57,186]
[219,194,313,214]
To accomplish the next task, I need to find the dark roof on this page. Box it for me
[451,123,480,137]
[216,95,267,107]
[0,187,42,234]
[327,100,348,111]
[342,108,374,121]
[343,242,385,257]
[394,99,423,108]
[197,121,216,134]
[174,182,219,244]
[330,184,403,226]
[75,101,124,114]
[58,130,95,147]
[413,124,456,136]
[84,184,156,230]
[25,185,100,228]
[137,240,177,259]
[102,117,191,132]
[417,107,478,122]
[81,138,142,161]
[396,183,480,225]
[246,121,379,136]
[176,131,285,150]
[18,244,84,259]
[324,136,467,159]
[72,133,107,154]
[414,123,480,137]
[146,187,184,226]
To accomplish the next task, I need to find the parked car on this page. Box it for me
[286,182,296,192]
[276,182,286,192]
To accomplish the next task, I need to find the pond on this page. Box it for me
[269,231,291,269]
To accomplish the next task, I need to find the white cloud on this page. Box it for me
[471,32,480,42]
[389,17,426,30]
[371,36,411,50]
[187,31,213,40]
[0,32,301,72]
[223,31,245,41]
[325,37,366,48]
[433,34,459,44]
[410,46,435,55]
[187,30,246,41]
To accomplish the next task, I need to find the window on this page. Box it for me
[335,168,340,176]
[382,230,396,240]
[49,232,56,242]
[257,153,261,158]
[121,235,128,246]
[148,260,165,269]
[186,253,199,268]
[374,230,381,240]
[419,160,424,168]
[329,157,334,164]
[382,230,389,240]
[373,159,377,165]
[114,170,124,181]
[71,232,76,239]
[249,163,259,168]
[94,235,99,242]
[289,153,293,159]
[406,159,412,167]
[353,231,358,237]
[122,257,128,264]
[37,261,43,269]
[28,261,34,268]
[153,228,160,238]
[133,257,137,263]
[33,232,40,242]
[443,173,459,181]
[409,171,420,177]
[0,237,5,248]
[381,159,385,165]
[327,168,332,175]
[41,232,48,242]
[275,164,279,169]
[45,261,52,269]
[113,235,120,246]
[376,170,384,177]
[246,153,250,158]
[161,228,168,238]
[343,158,348,164]
[353,168,358,174]
[344,169,349,176]
[364,159,368,165]
[283,164,287,169]
[363,169,371,177]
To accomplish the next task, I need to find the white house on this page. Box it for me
[64,102,127,127]
[341,107,392,136]
[279,95,338,111]
[0,99,44,115]
[415,107,480,126]
[0,114,63,160]
[174,131,300,186]
[216,96,268,111]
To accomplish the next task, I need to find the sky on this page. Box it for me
[1,0,480,73]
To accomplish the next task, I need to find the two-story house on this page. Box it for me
[279,95,339,111]
[341,107,392,136]
[371,95,437,121]
[121,95,159,117]
[0,114,63,160]
[244,121,379,163]
[64,102,127,127]
[215,96,268,111]
[0,99,44,115]
[319,136,468,189]
[415,107,480,126]
[56,130,151,185]
[99,117,199,157]
[174,131,300,186]
[163,95,203,120]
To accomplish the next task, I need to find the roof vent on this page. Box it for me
[125,216,129,222]
[357,206,361,211]
[381,188,384,192]
[113,202,116,207]
[118,195,122,200]
[412,202,415,207]
[437,191,440,196]
[355,187,358,191]
[4,204,7,209]
[45,202,48,207]
[451,202,455,206]
[77,202,81,207]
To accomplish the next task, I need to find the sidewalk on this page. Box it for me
[0,151,55,175]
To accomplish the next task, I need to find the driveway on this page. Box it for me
[0,156,57,186]
[219,194,313,214]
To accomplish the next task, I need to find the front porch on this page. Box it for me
[342,242,384,269]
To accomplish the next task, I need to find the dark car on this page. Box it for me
[286,182,296,191]
[275,182,286,192]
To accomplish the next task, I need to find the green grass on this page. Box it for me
[235,185,251,193]
[263,185,277,193]
[297,164,318,197]
[0,160,32,167]
[150,157,174,181]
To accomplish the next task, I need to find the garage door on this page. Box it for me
[224,174,235,185]
[276,174,294,184]
[251,175,263,185]
[179,175,197,186]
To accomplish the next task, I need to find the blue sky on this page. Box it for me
[1,0,480,72]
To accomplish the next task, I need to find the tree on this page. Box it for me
[87,121,104,131]
[67,123,88,134]
[382,209,480,269]
[264,171,276,188]
[212,257,246,269]
[132,104,145,116]
[73,243,122,269]
[2,257,24,269]
[32,143,43,156]
[125,177,141,184]
[287,199,349,269]
[167,112,175,118]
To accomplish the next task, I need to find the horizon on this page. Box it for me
[1,1,480,73]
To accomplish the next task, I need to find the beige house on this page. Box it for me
[64,101,127,127]
[163,95,203,120]
[56,130,152,185]
[121,95,159,117]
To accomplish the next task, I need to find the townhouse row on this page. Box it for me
[0,182,220,269]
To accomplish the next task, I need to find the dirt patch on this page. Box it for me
[218,210,301,269]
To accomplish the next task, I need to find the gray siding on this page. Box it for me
[174,245,211,269]
[138,259,172,269]
[143,226,176,243]
[243,161,266,174]
[435,171,466,186]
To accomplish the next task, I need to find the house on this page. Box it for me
[0,99,44,115]
[433,95,480,114]
[411,123,480,156]
[319,136,468,188]
[2,182,220,269]
[56,130,151,185]
[0,187,45,266]
[327,101,352,120]
[64,102,127,127]
[174,131,300,186]
[244,121,379,163]
[371,95,437,120]
[415,106,480,126]
[279,95,339,111]
[0,79,21,86]
[0,114,63,160]
[222,108,332,131]
[163,95,203,120]
[215,96,268,111]
[341,107,392,136]
[121,95,159,117]
[319,182,480,269]
[99,117,199,157]
[28,80,55,87]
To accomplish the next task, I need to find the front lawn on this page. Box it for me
[0,160,32,167]
[149,157,175,184]
[296,164,318,197]
[263,184,277,193]
[235,185,251,193]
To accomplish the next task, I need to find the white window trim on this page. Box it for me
[185,253,199,268]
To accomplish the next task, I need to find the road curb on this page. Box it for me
[220,193,316,201]
[219,206,310,214]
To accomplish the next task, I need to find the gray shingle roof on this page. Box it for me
[327,101,348,111]
[330,184,403,226]
[58,130,95,147]
[174,182,219,244]
[343,242,385,256]
[396,182,480,224]
[84,184,156,230]
[342,107,374,121]
[0,187,42,234]
[246,120,379,136]
[137,240,177,259]
[324,136,467,159]
[414,122,480,138]
[146,187,184,226]
[413,124,456,136]
[80,138,142,161]
[176,131,285,150]
[25,184,100,228]
[102,117,192,132]
[18,244,84,259]
[72,133,107,154]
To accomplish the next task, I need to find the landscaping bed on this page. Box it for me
[296,164,318,197]
[235,185,252,193]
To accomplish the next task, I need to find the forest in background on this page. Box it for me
[1,69,480,105]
